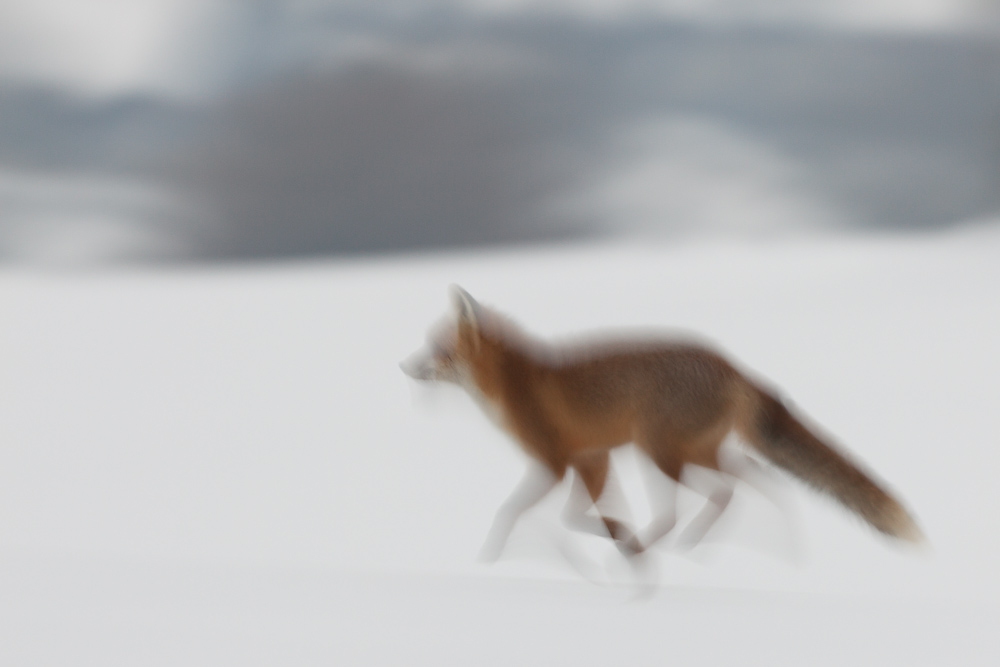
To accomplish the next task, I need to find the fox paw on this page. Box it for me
[618,535,645,558]
[477,538,506,563]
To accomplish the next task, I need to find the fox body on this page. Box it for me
[402,287,923,559]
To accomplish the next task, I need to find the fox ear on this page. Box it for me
[449,284,481,333]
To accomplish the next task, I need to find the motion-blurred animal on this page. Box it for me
[401,286,923,561]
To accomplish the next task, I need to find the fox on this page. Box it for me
[401,286,923,562]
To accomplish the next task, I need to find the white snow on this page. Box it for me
[0,224,998,663]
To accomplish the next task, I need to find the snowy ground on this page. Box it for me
[0,224,998,664]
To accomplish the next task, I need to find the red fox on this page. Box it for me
[401,286,923,561]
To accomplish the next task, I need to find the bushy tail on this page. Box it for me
[743,386,924,543]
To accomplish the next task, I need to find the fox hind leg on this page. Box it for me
[632,423,733,553]
[673,468,735,550]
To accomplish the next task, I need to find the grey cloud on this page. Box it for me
[173,57,607,259]
[1,12,998,262]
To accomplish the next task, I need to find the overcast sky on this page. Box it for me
[0,1,998,263]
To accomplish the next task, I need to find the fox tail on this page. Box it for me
[742,386,924,544]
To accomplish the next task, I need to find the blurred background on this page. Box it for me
[2,5,1000,662]
[2,0,998,265]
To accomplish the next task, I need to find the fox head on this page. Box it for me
[400,285,486,385]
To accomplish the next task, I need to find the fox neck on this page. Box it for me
[457,335,540,436]
[461,375,508,432]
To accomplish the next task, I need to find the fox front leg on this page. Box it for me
[478,463,560,562]
[562,453,639,557]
